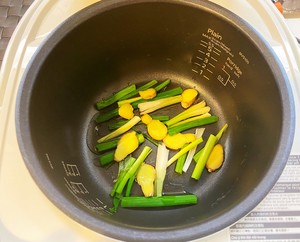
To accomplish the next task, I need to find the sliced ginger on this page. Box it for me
[184,133,196,143]
[137,163,156,197]
[181,88,198,108]
[139,88,157,100]
[163,133,187,150]
[141,113,153,125]
[147,119,167,141]
[118,103,134,120]
[163,133,196,150]
[114,131,139,162]
[206,144,224,172]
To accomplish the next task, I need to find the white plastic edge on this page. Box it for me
[260,0,300,154]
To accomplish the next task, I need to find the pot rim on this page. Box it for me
[15,0,295,241]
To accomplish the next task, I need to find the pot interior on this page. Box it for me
[16,1,293,241]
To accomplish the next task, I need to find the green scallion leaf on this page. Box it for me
[121,194,198,207]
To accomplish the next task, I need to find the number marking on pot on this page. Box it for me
[62,161,81,177]
[192,28,249,89]
[192,36,220,81]
[71,181,89,194]
[217,66,237,88]
[61,161,112,215]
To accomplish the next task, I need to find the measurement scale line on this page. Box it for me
[200,40,208,45]
[206,69,213,74]
[194,62,201,67]
[198,49,205,54]
[213,47,221,53]
[209,63,215,68]
[196,56,203,61]
[203,75,210,80]
[211,56,218,62]
[192,69,199,74]
[96,198,104,205]
[200,43,207,48]
[213,50,220,56]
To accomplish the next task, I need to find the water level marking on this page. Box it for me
[198,49,205,54]
[70,181,89,194]
[218,66,237,88]
[63,178,113,215]
[96,199,108,209]
[62,161,81,177]
[203,75,210,80]
[230,79,237,88]
[211,56,218,62]
[217,68,230,87]
[64,177,89,195]
[78,197,112,215]
[213,50,220,56]
[221,67,231,85]
[209,63,215,68]
[89,199,100,206]
[214,46,221,53]
[96,198,105,205]
[45,153,54,170]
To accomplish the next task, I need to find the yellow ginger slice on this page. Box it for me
[181,88,198,108]
[163,133,196,150]
[114,131,139,162]
[118,103,134,120]
[141,113,153,125]
[137,163,156,197]
[139,88,157,100]
[163,133,187,150]
[147,120,167,141]
[206,144,224,172]
[184,133,196,143]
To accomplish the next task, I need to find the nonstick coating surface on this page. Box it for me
[16,0,295,241]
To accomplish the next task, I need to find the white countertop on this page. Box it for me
[285,16,300,41]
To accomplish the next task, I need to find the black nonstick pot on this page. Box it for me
[16,0,295,241]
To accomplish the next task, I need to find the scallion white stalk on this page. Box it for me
[154,143,169,197]
[182,128,205,172]
[138,95,182,115]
